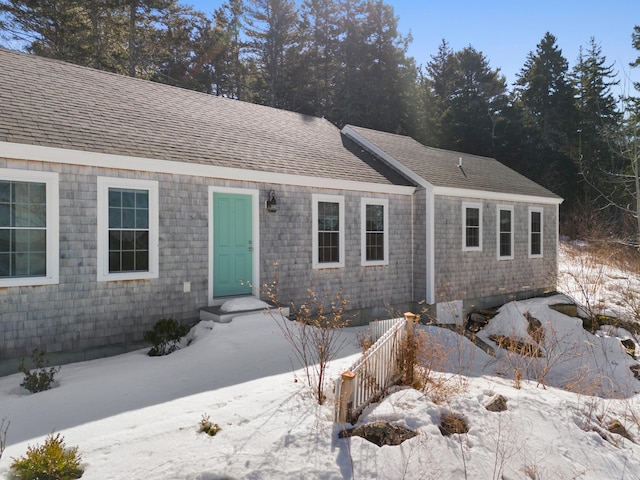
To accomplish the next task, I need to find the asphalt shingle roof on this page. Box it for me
[0,49,403,186]
[344,125,562,200]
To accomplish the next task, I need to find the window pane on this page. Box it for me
[366,204,384,232]
[121,230,135,250]
[318,202,339,232]
[531,211,542,255]
[0,181,10,202]
[0,179,48,278]
[319,232,339,263]
[29,252,46,276]
[0,204,9,227]
[122,190,136,208]
[108,189,121,207]
[136,231,149,250]
[0,230,10,252]
[499,209,511,256]
[0,253,9,276]
[136,191,148,209]
[29,204,46,227]
[366,232,384,261]
[109,207,121,229]
[466,228,479,248]
[107,187,151,273]
[121,208,136,229]
[466,208,479,227]
[109,251,121,272]
[121,251,135,271]
[109,231,121,251]
[30,229,46,251]
[135,250,149,271]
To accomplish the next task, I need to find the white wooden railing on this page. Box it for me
[334,313,416,423]
[368,317,401,342]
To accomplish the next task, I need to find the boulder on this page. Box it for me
[485,394,508,412]
[339,421,418,447]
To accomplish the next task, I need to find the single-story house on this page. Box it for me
[0,48,562,374]
[342,125,563,322]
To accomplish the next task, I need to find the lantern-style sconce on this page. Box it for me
[266,190,277,212]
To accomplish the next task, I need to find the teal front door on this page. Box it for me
[213,193,253,297]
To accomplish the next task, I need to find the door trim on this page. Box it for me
[208,186,260,305]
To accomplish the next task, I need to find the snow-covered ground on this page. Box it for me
[1,242,640,479]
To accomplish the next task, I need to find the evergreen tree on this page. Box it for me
[512,32,578,200]
[244,0,301,108]
[572,38,621,207]
[210,0,246,98]
[296,0,342,117]
[334,0,417,132]
[423,43,507,157]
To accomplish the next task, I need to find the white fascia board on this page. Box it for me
[342,126,432,191]
[342,126,437,303]
[425,183,435,305]
[432,186,563,206]
[0,142,415,196]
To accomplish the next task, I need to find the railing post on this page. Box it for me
[338,371,356,423]
[403,312,417,385]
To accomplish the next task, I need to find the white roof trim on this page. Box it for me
[433,186,563,205]
[343,125,432,190]
[0,141,416,196]
[342,126,562,205]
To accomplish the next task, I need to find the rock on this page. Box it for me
[338,421,418,447]
[609,419,634,442]
[485,394,508,412]
[549,303,578,317]
[631,364,640,380]
[621,338,636,357]
[439,413,469,436]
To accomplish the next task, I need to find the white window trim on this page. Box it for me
[462,201,483,252]
[361,198,389,266]
[97,177,159,281]
[496,204,514,260]
[529,207,544,258]
[312,194,345,269]
[0,169,59,287]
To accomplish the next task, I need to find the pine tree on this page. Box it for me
[423,43,507,156]
[572,37,620,207]
[244,0,301,108]
[512,32,578,200]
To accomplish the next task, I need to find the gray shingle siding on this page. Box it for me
[0,158,414,373]
[433,195,557,305]
[260,184,414,314]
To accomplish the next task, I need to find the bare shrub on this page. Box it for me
[409,328,468,403]
[493,321,584,390]
[267,282,349,404]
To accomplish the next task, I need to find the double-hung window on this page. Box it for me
[0,169,59,287]
[361,198,388,265]
[462,202,482,251]
[529,207,543,258]
[312,194,344,268]
[97,177,159,281]
[497,205,514,260]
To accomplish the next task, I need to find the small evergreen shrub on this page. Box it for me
[143,318,189,356]
[18,350,60,393]
[198,414,221,436]
[10,433,83,480]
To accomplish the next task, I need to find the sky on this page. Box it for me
[186,0,640,91]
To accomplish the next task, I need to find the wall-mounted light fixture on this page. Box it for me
[266,190,277,212]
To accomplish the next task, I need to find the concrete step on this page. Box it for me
[199,302,289,323]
